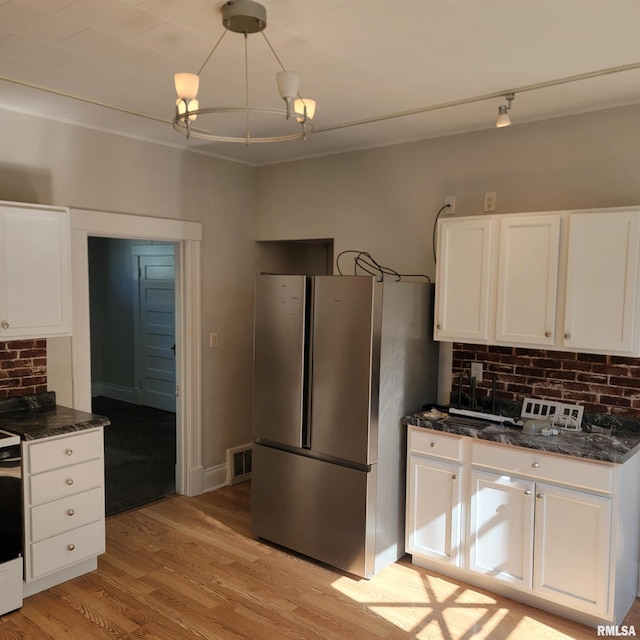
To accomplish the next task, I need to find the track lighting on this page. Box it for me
[496,93,515,128]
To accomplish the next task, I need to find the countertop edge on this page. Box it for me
[403,414,640,465]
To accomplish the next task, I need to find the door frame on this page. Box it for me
[69,209,203,497]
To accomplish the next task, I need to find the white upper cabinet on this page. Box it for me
[0,202,72,339]
[496,215,561,346]
[435,206,640,356]
[434,217,494,342]
[563,210,640,355]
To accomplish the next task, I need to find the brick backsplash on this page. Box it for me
[453,343,640,417]
[0,340,47,399]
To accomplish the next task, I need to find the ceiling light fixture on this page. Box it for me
[496,93,515,128]
[173,0,315,145]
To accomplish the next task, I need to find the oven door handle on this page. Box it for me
[0,458,21,467]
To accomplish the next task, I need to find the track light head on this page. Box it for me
[496,93,515,128]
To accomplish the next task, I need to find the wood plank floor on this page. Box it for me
[2,483,639,639]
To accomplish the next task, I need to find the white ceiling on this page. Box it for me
[2,0,640,166]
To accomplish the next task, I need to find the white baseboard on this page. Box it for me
[203,463,228,493]
[92,383,140,404]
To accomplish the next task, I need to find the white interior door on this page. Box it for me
[135,246,176,412]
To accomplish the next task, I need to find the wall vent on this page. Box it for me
[227,443,252,484]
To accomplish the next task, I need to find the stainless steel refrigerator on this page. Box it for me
[251,274,439,578]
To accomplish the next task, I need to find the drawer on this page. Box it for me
[409,427,463,460]
[30,487,104,542]
[29,520,105,580]
[471,441,613,493]
[27,429,102,474]
[29,459,103,505]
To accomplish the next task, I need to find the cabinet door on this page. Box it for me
[0,205,72,338]
[407,455,462,565]
[496,215,560,346]
[469,469,534,588]
[435,218,494,343]
[563,210,640,354]
[533,482,611,616]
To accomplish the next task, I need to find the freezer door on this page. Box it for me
[311,276,380,466]
[251,444,377,578]
[252,275,307,448]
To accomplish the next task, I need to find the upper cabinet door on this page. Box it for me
[0,204,72,339]
[496,215,561,346]
[435,217,494,343]
[563,210,640,355]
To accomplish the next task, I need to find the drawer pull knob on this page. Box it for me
[436,323,442,330]
[536,493,544,499]
[532,462,540,469]
[66,478,74,486]
[67,544,76,551]
[1,320,9,329]
[452,474,458,481]
[65,448,73,456]
[524,490,532,496]
[430,442,436,448]
[544,330,551,338]
[67,509,75,516]
[564,332,571,340]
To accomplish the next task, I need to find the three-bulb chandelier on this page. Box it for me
[173,0,316,145]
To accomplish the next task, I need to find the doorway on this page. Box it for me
[88,238,177,515]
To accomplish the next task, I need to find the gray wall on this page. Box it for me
[256,103,640,282]
[0,108,262,472]
[7,100,640,478]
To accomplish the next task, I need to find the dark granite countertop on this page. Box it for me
[404,411,640,464]
[0,391,110,441]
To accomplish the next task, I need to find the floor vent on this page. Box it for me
[227,444,252,484]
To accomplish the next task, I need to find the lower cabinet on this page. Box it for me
[406,426,640,627]
[407,455,462,565]
[532,482,611,612]
[23,428,105,593]
[469,470,534,588]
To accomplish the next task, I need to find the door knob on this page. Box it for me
[544,331,551,338]
[564,332,571,340]
[524,490,532,496]
[1,320,8,329]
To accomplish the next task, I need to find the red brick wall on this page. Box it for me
[0,340,47,399]
[453,343,640,417]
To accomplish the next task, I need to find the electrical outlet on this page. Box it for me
[470,362,483,382]
[444,195,456,215]
[484,192,496,212]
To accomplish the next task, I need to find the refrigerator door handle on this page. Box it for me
[302,276,314,449]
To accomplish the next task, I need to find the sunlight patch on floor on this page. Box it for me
[330,562,587,640]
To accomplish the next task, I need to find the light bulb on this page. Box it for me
[294,98,316,123]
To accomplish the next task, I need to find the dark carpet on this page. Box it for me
[92,396,176,516]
